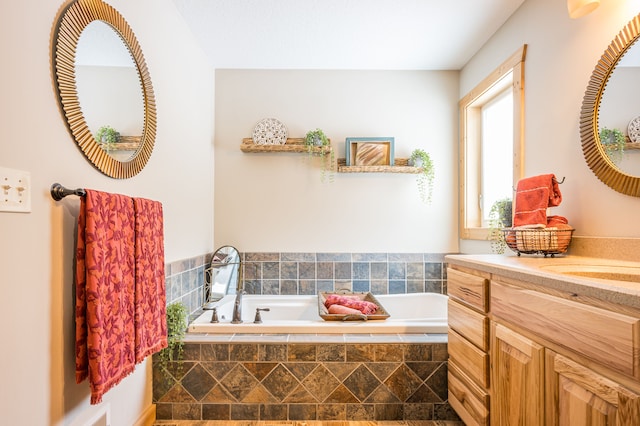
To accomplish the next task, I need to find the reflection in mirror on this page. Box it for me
[203,246,242,309]
[598,41,640,176]
[53,0,156,179]
[580,13,640,197]
[75,21,144,162]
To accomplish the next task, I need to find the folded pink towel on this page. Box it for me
[513,174,562,227]
[324,294,378,315]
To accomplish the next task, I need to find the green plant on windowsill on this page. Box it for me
[488,197,513,254]
[409,149,435,204]
[599,127,626,164]
[157,301,187,377]
[95,125,120,151]
[304,128,335,183]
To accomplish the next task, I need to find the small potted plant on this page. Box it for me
[488,197,513,254]
[95,125,120,151]
[304,128,335,183]
[409,149,435,203]
[599,127,626,164]
[157,301,187,376]
[305,128,329,149]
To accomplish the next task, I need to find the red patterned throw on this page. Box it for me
[133,198,168,363]
[75,190,136,404]
[75,190,167,404]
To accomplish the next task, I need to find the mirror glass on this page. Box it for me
[53,0,156,179]
[580,13,640,197]
[598,42,640,176]
[203,246,241,309]
[75,21,145,162]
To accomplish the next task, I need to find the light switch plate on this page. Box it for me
[0,167,31,213]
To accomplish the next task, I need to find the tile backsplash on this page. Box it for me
[166,252,449,315]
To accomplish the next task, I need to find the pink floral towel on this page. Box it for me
[75,189,136,404]
[133,197,167,363]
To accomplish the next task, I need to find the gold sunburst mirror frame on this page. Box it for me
[580,14,640,197]
[53,0,156,179]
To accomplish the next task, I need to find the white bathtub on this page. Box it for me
[188,292,448,334]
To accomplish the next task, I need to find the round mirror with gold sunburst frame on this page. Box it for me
[53,0,156,179]
[580,14,640,197]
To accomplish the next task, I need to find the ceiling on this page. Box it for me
[171,0,526,70]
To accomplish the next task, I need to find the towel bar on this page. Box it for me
[50,183,86,201]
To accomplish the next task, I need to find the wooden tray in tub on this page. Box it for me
[318,291,390,321]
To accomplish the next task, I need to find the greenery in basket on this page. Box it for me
[409,149,435,204]
[599,127,626,164]
[488,197,513,254]
[304,128,335,183]
[95,125,120,151]
[157,301,188,375]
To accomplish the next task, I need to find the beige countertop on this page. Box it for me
[445,254,640,310]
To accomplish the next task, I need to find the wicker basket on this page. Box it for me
[502,228,574,257]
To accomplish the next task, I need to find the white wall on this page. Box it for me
[460,0,640,252]
[214,70,460,253]
[0,0,214,424]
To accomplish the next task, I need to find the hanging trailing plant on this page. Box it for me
[409,149,435,204]
[487,197,513,254]
[599,127,626,164]
[157,301,187,375]
[304,128,335,183]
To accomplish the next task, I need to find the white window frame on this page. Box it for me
[459,45,526,240]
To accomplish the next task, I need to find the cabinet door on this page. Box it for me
[547,351,640,426]
[491,322,544,426]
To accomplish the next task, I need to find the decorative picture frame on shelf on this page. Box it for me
[345,137,395,166]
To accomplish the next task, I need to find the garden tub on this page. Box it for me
[188,292,448,334]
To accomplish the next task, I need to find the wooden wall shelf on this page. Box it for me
[337,158,421,173]
[625,142,640,150]
[240,138,332,154]
[102,136,141,152]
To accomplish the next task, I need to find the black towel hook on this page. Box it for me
[50,183,86,201]
[512,176,566,191]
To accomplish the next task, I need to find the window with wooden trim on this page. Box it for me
[459,45,526,240]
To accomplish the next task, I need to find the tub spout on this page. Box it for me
[231,291,244,324]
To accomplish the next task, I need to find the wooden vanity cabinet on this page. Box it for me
[546,350,640,425]
[446,264,640,426]
[446,266,491,426]
[491,322,544,425]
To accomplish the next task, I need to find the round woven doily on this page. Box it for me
[252,118,288,145]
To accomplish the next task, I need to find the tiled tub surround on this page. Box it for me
[164,252,449,317]
[159,252,454,421]
[165,253,210,314]
[242,253,448,296]
[153,336,459,422]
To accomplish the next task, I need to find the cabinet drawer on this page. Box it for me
[447,267,489,312]
[492,279,640,380]
[448,360,489,426]
[448,328,490,387]
[448,299,489,351]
